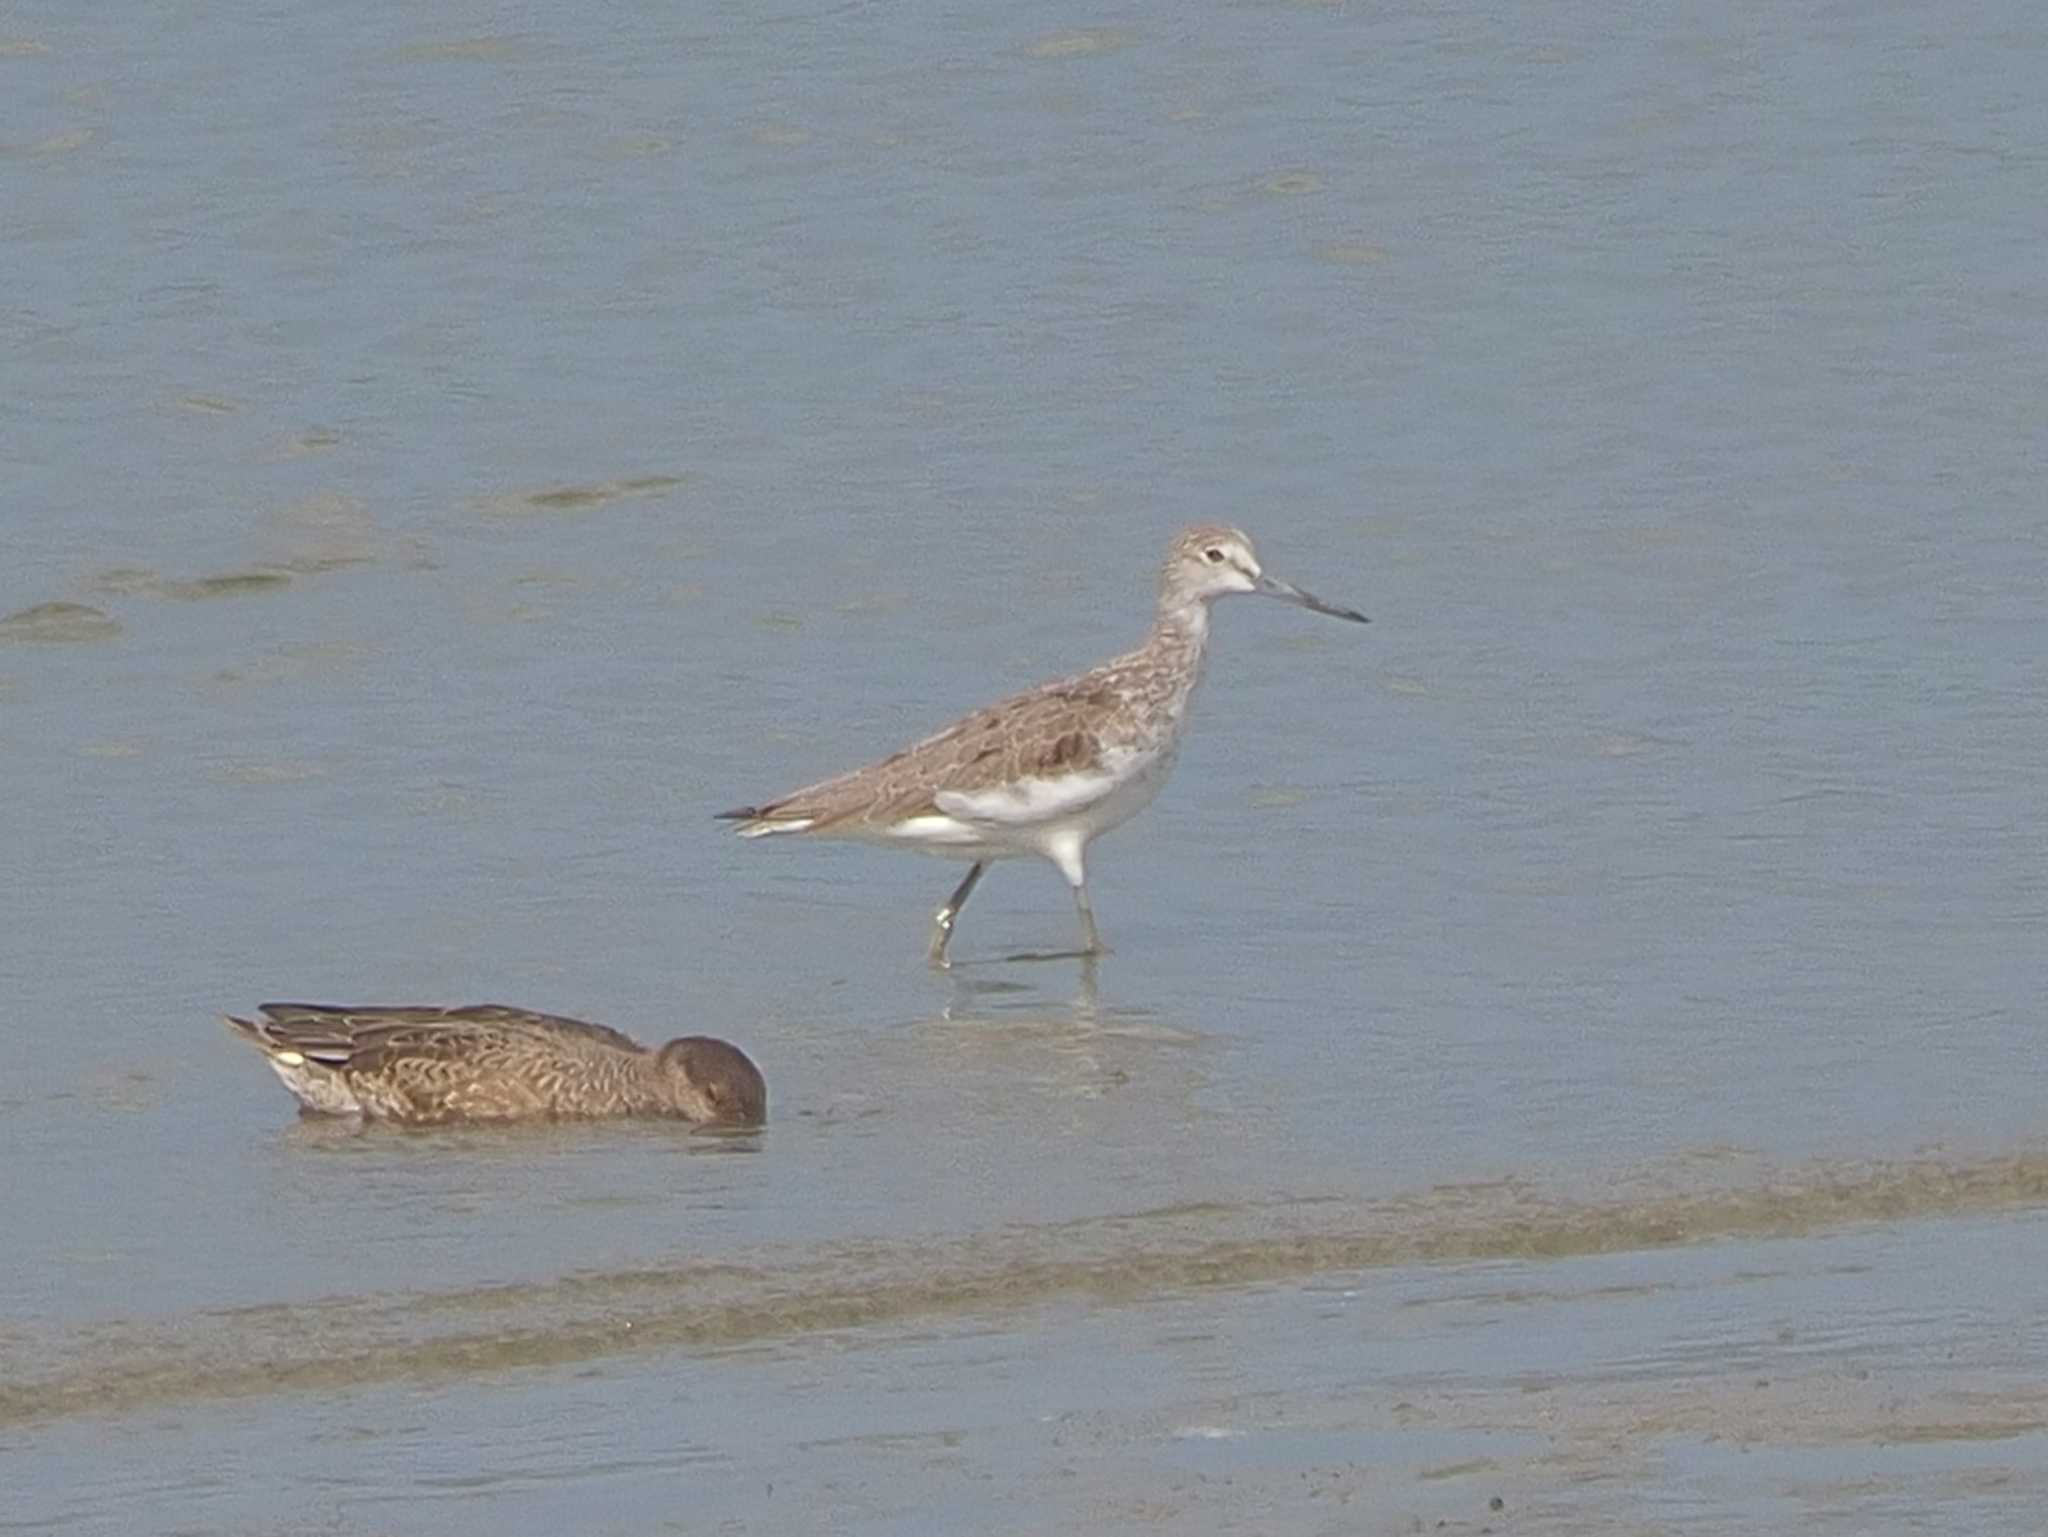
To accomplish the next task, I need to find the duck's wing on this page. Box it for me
[426,1004,648,1054]
[250,1002,645,1059]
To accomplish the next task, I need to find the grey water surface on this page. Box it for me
[4,1,2047,1532]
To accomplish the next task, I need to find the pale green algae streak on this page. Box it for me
[0,603,122,644]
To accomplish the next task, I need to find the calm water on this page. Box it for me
[4,0,2047,1531]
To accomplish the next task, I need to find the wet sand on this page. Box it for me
[7,1162,2045,1532]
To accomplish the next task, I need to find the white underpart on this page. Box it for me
[864,743,1179,883]
[935,765,1123,827]
[737,817,813,838]
[266,1055,364,1115]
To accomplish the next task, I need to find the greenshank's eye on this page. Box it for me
[1203,547,1226,564]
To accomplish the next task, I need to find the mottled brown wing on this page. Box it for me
[431,1004,647,1054]
[258,1002,465,1035]
[256,1002,646,1058]
[250,1002,401,1063]
[739,675,1131,831]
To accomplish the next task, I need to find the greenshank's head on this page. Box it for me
[1162,524,1368,624]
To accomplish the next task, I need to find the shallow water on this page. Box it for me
[5,0,2048,1531]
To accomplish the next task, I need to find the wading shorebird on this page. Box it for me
[225,1003,767,1127]
[719,524,1367,966]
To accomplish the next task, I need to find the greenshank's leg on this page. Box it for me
[928,861,988,968]
[1045,835,1107,957]
[1072,882,1106,956]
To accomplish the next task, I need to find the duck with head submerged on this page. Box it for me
[224,1002,767,1127]
[721,524,1367,966]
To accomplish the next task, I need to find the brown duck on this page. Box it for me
[225,1002,766,1127]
